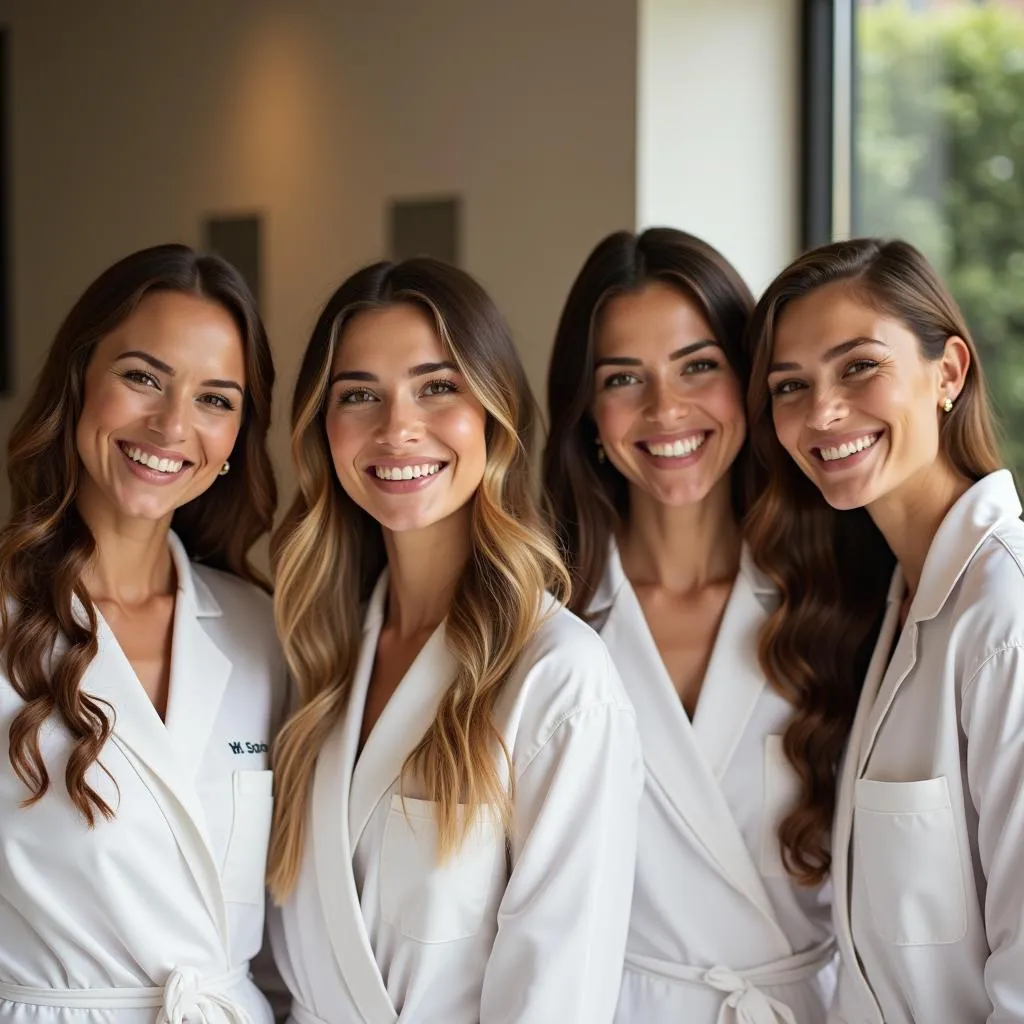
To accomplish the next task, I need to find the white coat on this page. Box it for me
[591,542,835,1024]
[829,470,1024,1023]
[269,572,644,1024]
[0,532,287,1024]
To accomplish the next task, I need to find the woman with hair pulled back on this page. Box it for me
[266,257,642,1024]
[747,237,1023,1023]
[0,245,284,1024]
[543,227,835,1024]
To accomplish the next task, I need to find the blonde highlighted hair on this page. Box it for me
[268,258,570,901]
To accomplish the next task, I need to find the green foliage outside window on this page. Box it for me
[856,2,1024,478]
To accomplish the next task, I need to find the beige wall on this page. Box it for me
[637,0,801,293]
[0,1,803,527]
[0,0,638,520]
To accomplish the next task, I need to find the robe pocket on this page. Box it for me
[760,734,803,878]
[854,776,967,946]
[221,769,274,906]
[380,794,506,944]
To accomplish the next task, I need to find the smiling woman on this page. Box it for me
[0,244,284,1024]
[323,302,487,536]
[267,256,643,1024]
[746,237,1024,1024]
[75,291,248,528]
[542,228,837,1024]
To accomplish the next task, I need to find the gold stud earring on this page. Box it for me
[942,396,954,414]
[219,460,230,476]
[595,437,606,464]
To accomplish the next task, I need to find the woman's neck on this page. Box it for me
[867,461,973,599]
[618,476,741,594]
[76,484,175,605]
[383,507,472,638]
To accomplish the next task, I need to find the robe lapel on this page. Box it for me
[856,471,1022,772]
[348,623,455,850]
[79,533,231,956]
[831,567,903,948]
[691,546,773,779]
[313,573,397,1024]
[164,534,233,781]
[596,544,790,951]
[856,594,917,776]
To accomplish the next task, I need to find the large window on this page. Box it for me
[812,0,1024,476]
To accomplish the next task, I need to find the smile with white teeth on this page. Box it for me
[817,434,880,463]
[373,462,444,481]
[644,434,707,458]
[121,444,185,474]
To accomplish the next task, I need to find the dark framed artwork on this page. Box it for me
[202,214,263,310]
[389,197,460,266]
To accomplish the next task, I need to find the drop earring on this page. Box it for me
[595,437,606,464]
[219,460,230,476]
[942,396,954,414]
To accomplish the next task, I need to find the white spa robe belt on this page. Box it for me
[624,939,836,1024]
[0,966,251,1024]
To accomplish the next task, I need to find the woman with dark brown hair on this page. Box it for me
[747,237,1022,1023]
[543,228,835,1024]
[0,244,284,1024]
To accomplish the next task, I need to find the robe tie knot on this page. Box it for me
[703,965,799,1024]
[158,966,251,1024]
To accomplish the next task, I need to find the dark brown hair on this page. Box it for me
[744,237,1002,885]
[542,227,755,615]
[0,243,277,824]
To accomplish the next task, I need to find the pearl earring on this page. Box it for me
[942,396,954,414]
[219,461,230,476]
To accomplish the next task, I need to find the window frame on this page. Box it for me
[801,0,855,249]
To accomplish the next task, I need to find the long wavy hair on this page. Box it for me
[744,237,1002,885]
[0,243,276,825]
[542,227,755,616]
[268,257,569,900]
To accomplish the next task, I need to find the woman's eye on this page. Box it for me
[422,378,459,397]
[121,368,159,388]
[199,393,235,412]
[603,371,641,389]
[845,358,878,377]
[339,387,377,405]
[769,379,804,397]
[683,358,719,375]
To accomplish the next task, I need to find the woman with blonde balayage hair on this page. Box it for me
[0,244,285,1024]
[543,227,836,1024]
[746,237,1022,1023]
[267,257,643,1024]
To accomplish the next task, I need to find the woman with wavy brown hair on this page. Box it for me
[266,257,642,1024]
[747,237,1023,1023]
[0,244,284,1024]
[543,227,836,1024]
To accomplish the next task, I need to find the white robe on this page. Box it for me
[592,543,835,1024]
[270,573,644,1024]
[829,470,1024,1023]
[0,533,287,1024]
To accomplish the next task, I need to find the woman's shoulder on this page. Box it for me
[191,562,273,616]
[509,600,633,715]
[949,521,1024,668]
[189,563,279,654]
